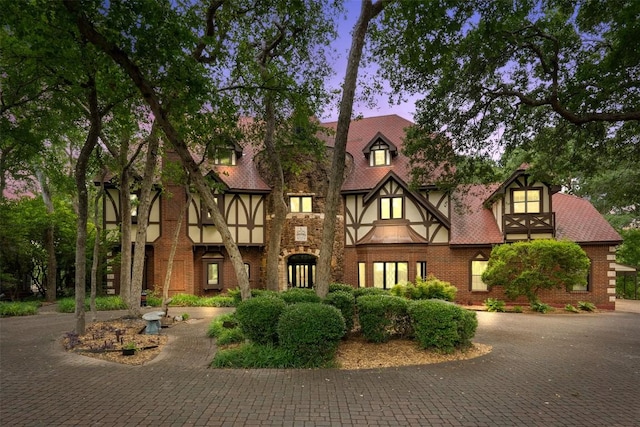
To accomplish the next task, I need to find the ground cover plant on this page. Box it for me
[0,301,41,317]
[57,296,128,313]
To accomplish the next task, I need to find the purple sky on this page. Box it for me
[323,1,419,122]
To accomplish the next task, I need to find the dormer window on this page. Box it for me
[370,141,390,166]
[363,132,397,167]
[512,189,541,214]
[290,195,313,213]
[212,146,237,165]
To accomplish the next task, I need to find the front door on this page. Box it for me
[287,254,316,288]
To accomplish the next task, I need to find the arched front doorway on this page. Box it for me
[287,254,316,288]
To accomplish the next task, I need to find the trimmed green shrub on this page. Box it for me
[353,287,388,299]
[578,301,596,312]
[211,343,298,368]
[323,290,355,332]
[235,296,287,345]
[390,274,457,301]
[356,295,410,343]
[408,300,478,353]
[329,283,355,294]
[0,301,40,317]
[251,289,282,299]
[277,303,345,366]
[512,305,523,313]
[484,298,506,312]
[227,288,242,305]
[280,288,321,304]
[199,296,236,307]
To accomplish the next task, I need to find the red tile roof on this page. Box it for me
[449,184,504,245]
[320,115,414,191]
[450,184,622,245]
[553,193,622,244]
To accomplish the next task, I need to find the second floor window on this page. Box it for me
[290,196,312,213]
[370,141,390,166]
[380,196,403,219]
[512,189,541,214]
[213,147,236,165]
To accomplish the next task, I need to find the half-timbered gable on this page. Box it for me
[486,166,559,241]
[344,173,449,246]
[103,185,162,242]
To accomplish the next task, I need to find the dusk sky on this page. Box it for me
[324,1,419,122]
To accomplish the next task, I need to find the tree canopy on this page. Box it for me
[373,0,639,206]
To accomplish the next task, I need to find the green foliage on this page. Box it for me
[235,296,287,345]
[356,295,411,343]
[375,1,640,200]
[168,294,201,306]
[564,304,579,313]
[323,290,356,332]
[280,288,321,304]
[482,240,590,303]
[208,313,245,345]
[227,288,242,305]
[530,301,552,314]
[211,343,299,369]
[408,300,478,353]
[578,301,596,312]
[328,283,355,294]
[145,290,162,307]
[512,306,523,313]
[251,289,282,299]
[277,303,345,366]
[484,298,506,313]
[57,296,127,313]
[353,287,388,299]
[0,301,41,317]
[389,274,457,301]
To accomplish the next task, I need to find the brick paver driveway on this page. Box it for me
[1,305,639,426]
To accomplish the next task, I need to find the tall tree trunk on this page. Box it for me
[118,162,132,306]
[130,128,159,316]
[162,184,192,303]
[64,3,252,300]
[36,170,57,303]
[316,0,388,298]
[262,97,287,291]
[75,77,101,335]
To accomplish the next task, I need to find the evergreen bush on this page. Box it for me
[353,287,388,299]
[328,283,355,294]
[356,295,410,343]
[408,300,477,353]
[323,290,355,332]
[277,303,345,366]
[390,274,457,301]
[280,288,321,304]
[235,295,286,345]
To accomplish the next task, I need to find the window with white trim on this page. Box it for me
[512,189,541,214]
[471,258,489,291]
[416,261,427,280]
[370,141,390,166]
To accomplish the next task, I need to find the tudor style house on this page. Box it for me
[101,115,622,309]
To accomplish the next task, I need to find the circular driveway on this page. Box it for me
[1,305,639,426]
